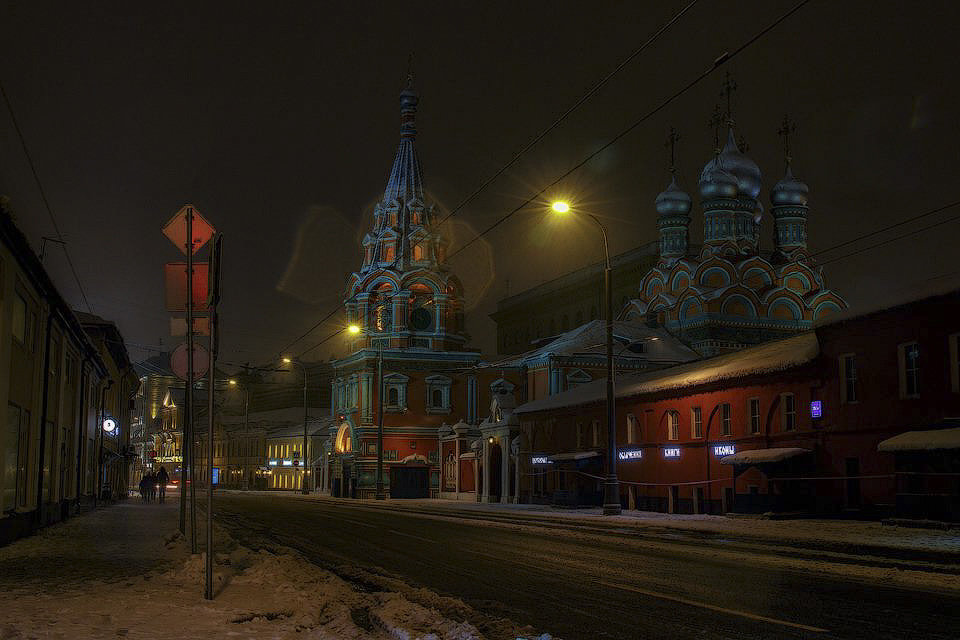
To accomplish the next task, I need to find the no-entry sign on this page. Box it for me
[171,342,210,381]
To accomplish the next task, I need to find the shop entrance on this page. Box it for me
[391,466,429,498]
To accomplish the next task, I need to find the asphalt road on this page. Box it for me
[212,493,960,640]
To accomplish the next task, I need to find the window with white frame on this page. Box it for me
[749,398,761,434]
[382,373,409,411]
[950,333,959,394]
[425,375,452,413]
[898,342,920,398]
[720,403,732,436]
[627,413,638,444]
[839,353,857,403]
[691,407,703,439]
[781,393,796,431]
[668,411,680,441]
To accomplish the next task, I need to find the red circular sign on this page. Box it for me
[171,342,210,381]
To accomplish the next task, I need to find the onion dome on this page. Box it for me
[656,177,692,216]
[699,154,739,199]
[771,165,809,206]
[716,128,762,199]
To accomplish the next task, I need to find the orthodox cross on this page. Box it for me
[665,127,680,174]
[777,114,797,166]
[737,133,750,153]
[708,104,724,153]
[720,71,737,124]
[406,52,415,87]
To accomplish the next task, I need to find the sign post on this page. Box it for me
[204,233,222,601]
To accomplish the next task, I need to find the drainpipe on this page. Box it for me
[35,309,55,524]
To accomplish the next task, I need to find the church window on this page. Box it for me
[388,387,399,406]
[383,374,409,410]
[413,243,425,261]
[426,375,452,413]
[667,411,679,441]
[691,407,703,439]
[382,242,395,263]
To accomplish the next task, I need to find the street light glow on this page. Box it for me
[551,201,570,214]
[228,379,237,386]
[282,357,292,364]
[347,324,361,334]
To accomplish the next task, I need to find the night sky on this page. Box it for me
[1,1,958,368]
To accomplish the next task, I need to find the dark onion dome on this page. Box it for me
[717,128,762,199]
[699,154,739,199]
[656,177,692,216]
[771,165,809,206]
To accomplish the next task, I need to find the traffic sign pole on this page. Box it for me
[205,233,222,601]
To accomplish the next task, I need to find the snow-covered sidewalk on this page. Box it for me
[0,498,540,639]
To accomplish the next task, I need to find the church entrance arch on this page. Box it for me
[391,456,429,499]
[489,444,503,500]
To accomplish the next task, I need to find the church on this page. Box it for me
[323,78,522,499]
[625,105,846,355]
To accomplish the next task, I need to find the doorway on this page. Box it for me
[488,444,502,500]
[391,466,429,499]
[668,485,679,514]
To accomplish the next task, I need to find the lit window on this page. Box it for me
[840,354,858,403]
[668,411,679,441]
[720,403,732,436]
[781,394,796,431]
[691,407,702,439]
[898,342,920,398]
[382,243,395,263]
[749,398,761,434]
[413,243,425,261]
[627,414,637,444]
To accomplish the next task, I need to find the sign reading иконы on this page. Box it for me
[713,444,736,456]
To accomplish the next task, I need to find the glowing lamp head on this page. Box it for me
[347,324,361,335]
[282,357,292,365]
[228,379,238,386]
[551,201,570,214]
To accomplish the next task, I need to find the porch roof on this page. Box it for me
[720,447,812,466]
[549,450,601,462]
[878,427,960,452]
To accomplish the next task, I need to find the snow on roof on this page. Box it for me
[491,319,699,367]
[549,451,602,461]
[515,332,820,415]
[720,447,812,465]
[877,427,960,452]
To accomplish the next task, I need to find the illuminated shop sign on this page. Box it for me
[282,459,293,466]
[268,459,279,466]
[531,456,552,465]
[810,400,822,418]
[663,448,681,459]
[212,468,220,485]
[618,449,643,461]
[155,456,182,463]
[713,444,736,456]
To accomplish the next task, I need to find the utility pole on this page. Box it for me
[186,206,197,554]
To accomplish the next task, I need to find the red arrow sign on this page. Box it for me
[163,205,215,256]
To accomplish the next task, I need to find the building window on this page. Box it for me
[387,387,399,406]
[749,398,761,434]
[781,393,796,431]
[591,420,600,447]
[382,242,395,263]
[627,414,638,444]
[950,334,959,394]
[898,342,920,398]
[840,353,858,404]
[667,411,679,441]
[719,403,732,436]
[691,407,702,439]
[425,375,452,413]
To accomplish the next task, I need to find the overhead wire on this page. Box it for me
[274,0,702,358]
[0,78,94,313]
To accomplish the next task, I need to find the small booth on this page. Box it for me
[878,425,960,523]
[720,447,814,513]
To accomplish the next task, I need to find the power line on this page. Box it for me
[275,1,701,357]
[0,78,94,313]
[448,0,812,261]
[818,208,960,267]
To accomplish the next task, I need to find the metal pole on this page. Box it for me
[243,386,249,489]
[375,344,385,499]
[301,363,309,494]
[186,206,197,553]
[588,214,620,516]
[205,302,216,599]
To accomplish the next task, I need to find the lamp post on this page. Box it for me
[282,357,310,494]
[346,323,386,500]
[551,201,620,515]
[228,378,250,489]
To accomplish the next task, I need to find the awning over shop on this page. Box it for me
[878,427,960,452]
[458,452,476,459]
[720,447,812,466]
[549,451,601,462]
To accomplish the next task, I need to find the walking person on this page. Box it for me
[156,466,170,503]
[138,473,151,503]
[146,472,157,503]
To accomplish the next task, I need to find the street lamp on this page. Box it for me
[282,356,310,494]
[348,322,387,501]
[550,201,621,515]
[227,378,251,489]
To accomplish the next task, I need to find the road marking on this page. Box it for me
[388,529,437,543]
[597,580,829,633]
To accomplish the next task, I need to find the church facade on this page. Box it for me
[326,78,522,499]
[626,117,846,356]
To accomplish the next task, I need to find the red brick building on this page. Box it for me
[515,289,960,519]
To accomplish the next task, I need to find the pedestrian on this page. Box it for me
[138,474,150,503]
[147,472,157,503]
[156,466,170,503]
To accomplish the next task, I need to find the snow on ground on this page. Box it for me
[0,498,539,640]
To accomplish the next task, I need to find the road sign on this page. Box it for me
[164,262,210,312]
[170,317,210,337]
[163,205,215,256]
[171,342,210,381]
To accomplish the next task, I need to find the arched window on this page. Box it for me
[667,411,680,441]
[388,387,399,406]
[431,388,443,408]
